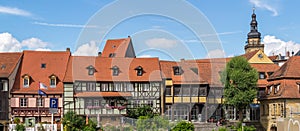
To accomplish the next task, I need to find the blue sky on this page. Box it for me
[1,0,300,60]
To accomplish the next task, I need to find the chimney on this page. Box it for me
[66,48,70,52]
[286,51,290,58]
[98,52,102,57]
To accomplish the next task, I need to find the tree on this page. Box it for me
[136,116,170,131]
[220,56,258,122]
[127,105,155,119]
[62,111,86,131]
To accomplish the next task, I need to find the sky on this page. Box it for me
[1,0,300,61]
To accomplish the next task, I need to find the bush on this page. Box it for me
[15,124,25,131]
[218,127,228,131]
[171,121,194,131]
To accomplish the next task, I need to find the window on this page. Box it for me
[199,87,207,96]
[23,75,30,87]
[41,63,46,68]
[86,99,93,107]
[86,65,95,75]
[135,66,143,76]
[259,72,265,79]
[182,85,190,96]
[49,75,56,87]
[101,83,109,91]
[94,100,100,107]
[114,83,122,91]
[111,66,119,76]
[274,85,280,94]
[174,86,181,96]
[267,86,272,95]
[165,86,171,96]
[173,66,182,75]
[20,98,27,107]
[267,72,274,77]
[87,82,96,91]
[125,83,133,91]
[109,53,116,57]
[36,98,43,107]
[191,86,199,96]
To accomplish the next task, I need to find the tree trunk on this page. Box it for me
[238,108,243,122]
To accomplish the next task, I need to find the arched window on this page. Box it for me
[49,74,57,87]
[111,66,119,76]
[135,66,144,76]
[86,65,95,76]
[22,74,30,87]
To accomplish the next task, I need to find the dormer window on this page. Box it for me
[86,65,95,76]
[22,74,30,87]
[173,66,182,75]
[135,66,144,76]
[109,53,116,57]
[111,66,119,76]
[274,84,280,94]
[297,82,300,93]
[259,72,265,79]
[267,86,272,95]
[49,74,57,87]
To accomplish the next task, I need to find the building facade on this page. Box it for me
[10,50,70,124]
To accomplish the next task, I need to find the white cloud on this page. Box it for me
[33,22,98,28]
[206,49,226,58]
[73,41,99,56]
[249,0,278,16]
[0,32,51,52]
[21,38,48,49]
[0,6,32,17]
[0,32,22,52]
[263,35,300,56]
[145,38,177,49]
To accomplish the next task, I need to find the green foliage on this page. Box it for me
[127,105,155,119]
[136,115,170,131]
[171,121,194,131]
[62,111,86,131]
[220,56,258,121]
[83,119,98,131]
[15,124,25,131]
[218,127,228,131]
[14,118,21,124]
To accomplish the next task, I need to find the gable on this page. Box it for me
[247,50,273,64]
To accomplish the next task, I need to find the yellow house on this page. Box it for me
[259,56,300,131]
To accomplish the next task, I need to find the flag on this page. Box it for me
[38,90,47,96]
[39,82,48,89]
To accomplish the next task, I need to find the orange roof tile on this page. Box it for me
[269,56,300,79]
[0,52,22,78]
[101,37,135,58]
[12,51,70,94]
[75,92,132,97]
[241,50,260,60]
[64,56,162,82]
[263,79,300,99]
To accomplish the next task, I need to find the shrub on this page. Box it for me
[171,121,194,131]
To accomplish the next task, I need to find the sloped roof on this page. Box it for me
[101,37,135,57]
[269,56,300,79]
[64,56,162,82]
[250,63,280,87]
[12,51,70,94]
[0,52,22,78]
[241,50,259,60]
[263,79,300,99]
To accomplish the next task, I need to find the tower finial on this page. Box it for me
[252,6,255,14]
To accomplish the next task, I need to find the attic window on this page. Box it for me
[173,66,182,75]
[109,53,116,57]
[267,72,274,77]
[86,65,95,76]
[111,66,119,76]
[259,72,265,79]
[49,75,57,87]
[274,84,280,94]
[135,66,143,76]
[22,74,30,87]
[41,63,46,68]
[267,86,272,95]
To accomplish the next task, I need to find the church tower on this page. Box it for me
[244,8,264,53]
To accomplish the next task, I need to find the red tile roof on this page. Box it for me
[12,51,70,94]
[101,37,135,57]
[64,56,162,82]
[250,63,280,88]
[0,52,22,78]
[269,56,300,79]
[241,50,260,60]
[75,92,132,97]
